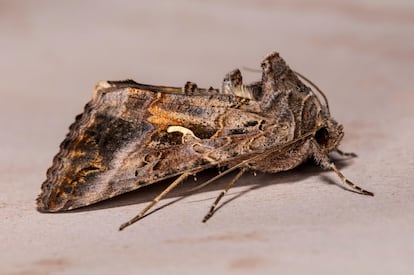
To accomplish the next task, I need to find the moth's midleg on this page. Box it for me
[329,163,374,196]
[202,168,246,223]
[119,173,189,230]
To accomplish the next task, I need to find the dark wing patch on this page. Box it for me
[37,84,273,212]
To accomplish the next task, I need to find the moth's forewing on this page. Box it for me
[37,82,271,212]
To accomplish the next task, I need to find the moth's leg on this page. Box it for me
[311,141,374,196]
[202,168,246,223]
[119,173,189,230]
[335,148,357,158]
[329,163,373,196]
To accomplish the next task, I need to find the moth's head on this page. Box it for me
[314,117,344,152]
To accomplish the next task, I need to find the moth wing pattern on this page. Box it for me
[37,73,287,212]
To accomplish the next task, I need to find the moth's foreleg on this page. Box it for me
[329,163,374,196]
[311,140,374,196]
[335,148,357,158]
[202,168,246,223]
[119,173,190,231]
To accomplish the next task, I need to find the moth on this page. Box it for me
[37,52,373,230]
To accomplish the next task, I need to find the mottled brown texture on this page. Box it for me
[36,51,360,216]
[2,0,412,272]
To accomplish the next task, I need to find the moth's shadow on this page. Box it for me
[71,156,357,215]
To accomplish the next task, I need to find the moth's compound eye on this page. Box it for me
[315,127,329,146]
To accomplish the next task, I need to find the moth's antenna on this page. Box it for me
[293,70,330,114]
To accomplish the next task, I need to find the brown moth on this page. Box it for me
[37,52,373,230]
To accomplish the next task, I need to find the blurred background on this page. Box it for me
[1,1,413,274]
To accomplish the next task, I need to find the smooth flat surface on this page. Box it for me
[1,1,413,274]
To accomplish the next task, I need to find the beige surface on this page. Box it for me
[1,1,414,274]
